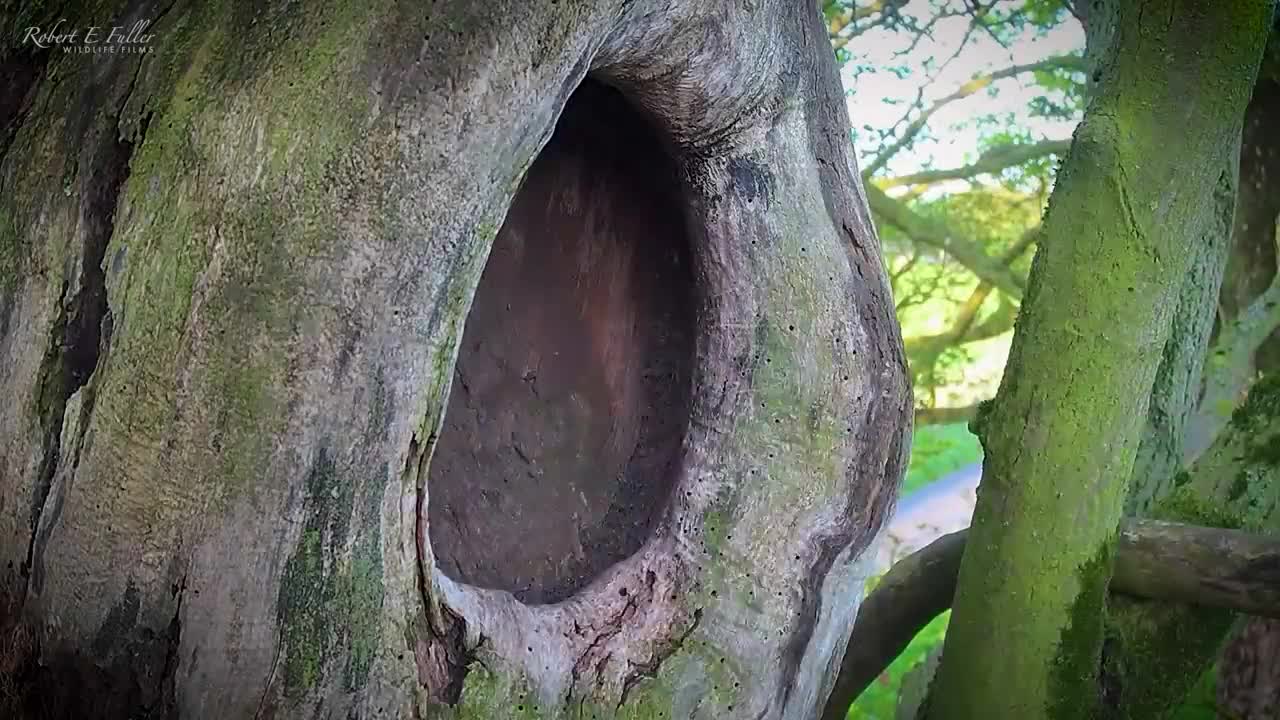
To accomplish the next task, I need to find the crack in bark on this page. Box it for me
[407,431,473,705]
[616,605,703,710]
[255,626,284,720]
[156,573,187,718]
[565,569,674,709]
[23,69,151,601]
[567,593,641,705]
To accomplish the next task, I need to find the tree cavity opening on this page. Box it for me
[428,79,695,605]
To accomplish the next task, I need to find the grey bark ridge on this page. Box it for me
[0,1,910,719]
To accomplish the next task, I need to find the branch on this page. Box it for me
[1113,520,1280,616]
[820,532,966,720]
[820,520,1280,720]
[828,0,902,35]
[903,227,1035,360]
[865,182,1027,299]
[828,0,910,50]
[863,55,1086,177]
[880,139,1072,188]
[904,288,1007,354]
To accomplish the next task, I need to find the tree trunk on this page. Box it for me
[1220,72,1280,372]
[1098,373,1280,719]
[925,2,1274,719]
[1124,164,1236,516]
[1218,618,1280,720]
[1185,71,1280,460]
[0,1,911,719]
[1095,371,1280,712]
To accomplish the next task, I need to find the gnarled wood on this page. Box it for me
[0,1,910,718]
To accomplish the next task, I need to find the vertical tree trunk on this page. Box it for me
[0,1,910,718]
[1103,33,1280,720]
[925,3,1273,719]
[1220,73,1280,371]
[1124,164,1236,516]
[1185,70,1280,459]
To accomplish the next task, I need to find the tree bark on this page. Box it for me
[1124,163,1236,516]
[0,1,911,719]
[1184,72,1280,460]
[925,3,1274,719]
[1099,373,1280,718]
[822,515,1280,719]
[1117,38,1280,719]
[1220,73,1280,372]
[1218,617,1280,719]
[823,371,1280,719]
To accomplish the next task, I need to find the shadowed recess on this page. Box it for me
[427,79,695,605]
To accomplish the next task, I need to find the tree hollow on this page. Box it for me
[427,79,695,605]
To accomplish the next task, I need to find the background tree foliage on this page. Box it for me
[823,0,1088,422]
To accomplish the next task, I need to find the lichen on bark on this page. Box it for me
[927,2,1275,718]
[1098,373,1280,718]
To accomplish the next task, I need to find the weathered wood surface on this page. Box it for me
[0,1,910,718]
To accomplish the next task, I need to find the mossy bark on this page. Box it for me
[0,1,910,718]
[1101,374,1280,718]
[1125,163,1236,516]
[1184,70,1280,460]
[925,2,1274,719]
[1105,31,1280,719]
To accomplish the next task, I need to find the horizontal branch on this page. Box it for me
[880,139,1071,188]
[902,227,1034,364]
[1113,520,1280,615]
[866,182,1027,299]
[820,519,1280,720]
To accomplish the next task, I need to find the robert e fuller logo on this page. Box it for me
[22,19,156,55]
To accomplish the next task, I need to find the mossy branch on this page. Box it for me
[820,519,1280,719]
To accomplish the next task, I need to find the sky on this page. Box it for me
[840,1,1085,179]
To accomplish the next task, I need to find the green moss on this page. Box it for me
[1100,598,1234,719]
[443,626,740,720]
[84,0,399,519]
[277,450,386,697]
[701,509,729,559]
[1049,541,1113,720]
[0,207,21,296]
[452,662,547,720]
[1153,486,1246,530]
[1229,373,1280,434]
[1227,472,1250,502]
[968,397,996,440]
[343,464,387,691]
